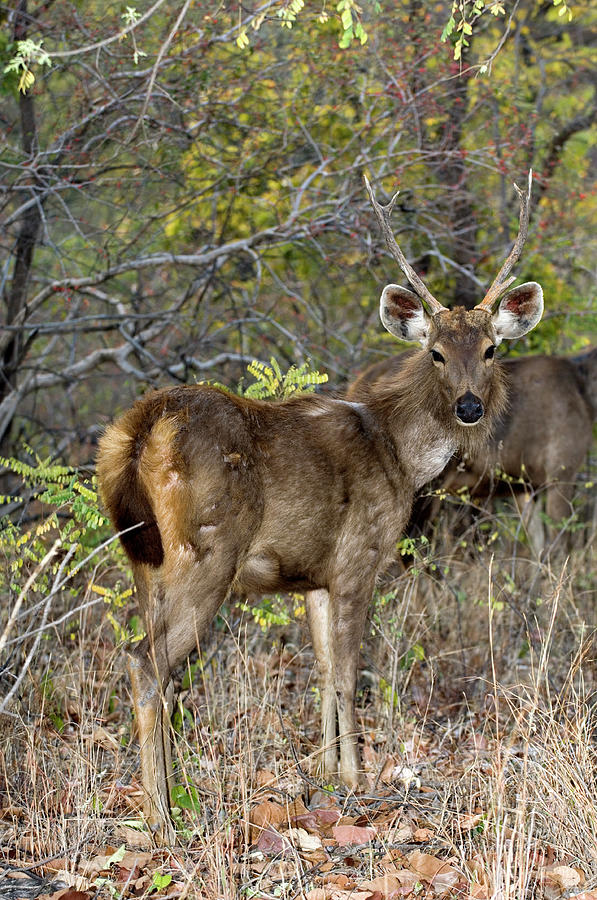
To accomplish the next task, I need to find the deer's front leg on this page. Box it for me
[329,586,373,791]
[306,589,338,778]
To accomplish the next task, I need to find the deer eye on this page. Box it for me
[484,345,496,360]
[431,349,445,364]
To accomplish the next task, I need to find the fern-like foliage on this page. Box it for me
[241,357,328,400]
[0,449,112,599]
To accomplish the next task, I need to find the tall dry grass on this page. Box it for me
[0,483,595,898]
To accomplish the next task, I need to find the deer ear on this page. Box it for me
[492,282,543,344]
[380,285,432,347]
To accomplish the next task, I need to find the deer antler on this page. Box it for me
[364,174,447,315]
[475,170,533,311]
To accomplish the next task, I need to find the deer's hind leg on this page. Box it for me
[130,548,238,844]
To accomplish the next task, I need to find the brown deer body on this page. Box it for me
[349,348,596,546]
[96,177,543,843]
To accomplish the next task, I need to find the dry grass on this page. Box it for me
[0,488,596,898]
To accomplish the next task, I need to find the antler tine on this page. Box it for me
[364,174,447,315]
[476,169,533,311]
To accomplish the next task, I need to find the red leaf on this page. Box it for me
[332,824,376,845]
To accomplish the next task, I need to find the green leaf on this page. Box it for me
[340,8,353,30]
[152,872,173,892]
[441,16,456,40]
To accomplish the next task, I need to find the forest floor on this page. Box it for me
[1,494,596,900]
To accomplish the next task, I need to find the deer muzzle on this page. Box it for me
[454,391,484,426]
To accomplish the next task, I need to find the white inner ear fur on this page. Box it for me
[379,284,432,348]
[491,282,544,345]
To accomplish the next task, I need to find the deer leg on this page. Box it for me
[545,481,575,553]
[515,491,544,558]
[306,589,338,778]
[129,644,177,844]
[130,554,236,844]
[329,587,372,791]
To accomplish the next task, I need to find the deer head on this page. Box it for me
[365,172,543,427]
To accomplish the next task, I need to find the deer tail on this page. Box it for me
[96,414,164,568]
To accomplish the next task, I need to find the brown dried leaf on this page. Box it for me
[255,769,277,786]
[0,805,25,819]
[360,873,403,892]
[541,865,582,890]
[249,800,288,843]
[313,808,342,827]
[256,825,291,854]
[114,824,153,849]
[413,827,435,842]
[469,885,490,899]
[286,826,323,852]
[308,886,369,899]
[408,850,461,890]
[332,824,376,846]
[87,726,121,750]
[40,892,92,900]
[309,790,340,809]
[119,850,153,870]
[458,813,483,831]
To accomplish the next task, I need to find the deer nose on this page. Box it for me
[455,391,484,425]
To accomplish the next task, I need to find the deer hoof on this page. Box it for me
[340,771,369,793]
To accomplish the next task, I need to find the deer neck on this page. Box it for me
[365,350,501,489]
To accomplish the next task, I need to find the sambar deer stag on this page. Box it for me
[348,347,596,554]
[96,173,543,843]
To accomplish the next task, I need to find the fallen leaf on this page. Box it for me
[0,805,25,819]
[413,827,435,842]
[306,892,374,900]
[256,825,291,854]
[250,800,288,843]
[313,807,342,827]
[323,873,354,888]
[332,824,376,845]
[385,764,421,791]
[541,865,582,891]
[115,824,153,849]
[459,812,484,831]
[409,850,461,890]
[87,726,121,750]
[360,874,403,892]
[309,790,339,809]
[79,849,121,877]
[389,824,414,843]
[119,850,152,870]
[40,892,92,900]
[256,769,277,786]
[286,827,323,852]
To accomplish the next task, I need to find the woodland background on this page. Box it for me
[0,1,596,898]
